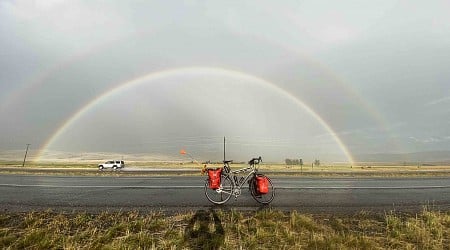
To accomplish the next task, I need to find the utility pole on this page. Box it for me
[22,144,30,167]
[223,136,226,162]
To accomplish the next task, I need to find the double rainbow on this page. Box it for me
[35,66,356,164]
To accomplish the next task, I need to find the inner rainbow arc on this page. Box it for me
[36,66,355,164]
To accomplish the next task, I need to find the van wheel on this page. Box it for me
[99,165,104,171]
[113,166,118,171]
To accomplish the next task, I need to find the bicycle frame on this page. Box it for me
[222,162,257,198]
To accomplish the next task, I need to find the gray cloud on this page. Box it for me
[1,0,449,162]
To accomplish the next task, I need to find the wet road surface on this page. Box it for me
[1,175,449,213]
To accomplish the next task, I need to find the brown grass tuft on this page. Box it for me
[0,207,448,249]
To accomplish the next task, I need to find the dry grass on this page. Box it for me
[1,207,448,249]
[3,160,450,170]
[2,161,450,178]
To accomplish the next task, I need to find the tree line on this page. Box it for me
[285,158,303,165]
[285,159,320,166]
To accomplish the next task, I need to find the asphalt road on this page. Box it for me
[1,175,449,213]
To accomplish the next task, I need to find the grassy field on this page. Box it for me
[1,207,449,249]
[1,161,450,177]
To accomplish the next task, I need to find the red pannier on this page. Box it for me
[256,175,269,194]
[207,168,222,189]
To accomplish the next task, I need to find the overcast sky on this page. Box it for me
[0,0,449,162]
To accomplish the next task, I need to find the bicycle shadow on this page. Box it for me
[184,209,225,250]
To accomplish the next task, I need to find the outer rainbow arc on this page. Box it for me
[0,30,144,113]
[36,66,355,164]
[3,28,390,137]
[1,27,395,157]
[0,20,395,157]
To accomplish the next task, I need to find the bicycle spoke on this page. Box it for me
[219,189,232,195]
[204,175,233,204]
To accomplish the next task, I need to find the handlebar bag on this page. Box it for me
[208,168,222,189]
[256,175,269,194]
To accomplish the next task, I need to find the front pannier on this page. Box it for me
[207,168,222,189]
[255,175,269,194]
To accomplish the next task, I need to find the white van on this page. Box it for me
[98,160,124,171]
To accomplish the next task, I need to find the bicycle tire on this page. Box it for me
[249,174,275,204]
[204,174,233,205]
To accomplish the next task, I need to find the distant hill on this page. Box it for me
[0,150,180,163]
[354,151,450,164]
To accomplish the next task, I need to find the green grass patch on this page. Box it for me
[0,207,448,249]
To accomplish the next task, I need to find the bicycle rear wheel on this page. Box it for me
[204,174,233,205]
[249,174,275,204]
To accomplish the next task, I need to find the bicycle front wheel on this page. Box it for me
[249,174,275,204]
[204,174,233,205]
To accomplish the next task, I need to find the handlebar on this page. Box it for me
[248,156,262,165]
[221,157,262,173]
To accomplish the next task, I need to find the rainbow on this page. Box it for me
[0,28,398,155]
[3,29,391,137]
[36,66,355,164]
